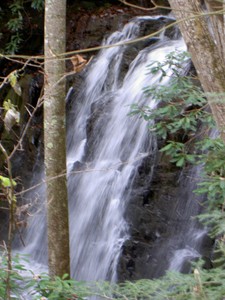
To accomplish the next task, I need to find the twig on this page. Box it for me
[9,89,44,160]
[16,152,152,196]
[118,0,171,11]
[0,7,223,63]
[0,143,15,300]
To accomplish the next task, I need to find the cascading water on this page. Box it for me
[65,16,182,281]
[167,166,208,273]
[18,15,209,286]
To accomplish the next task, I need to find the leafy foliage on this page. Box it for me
[4,1,24,53]
[0,175,17,188]
[8,70,22,96]
[130,49,225,299]
[31,0,44,11]
[34,274,89,300]
[111,266,225,300]
[0,253,32,299]
[0,252,89,300]
[0,253,219,300]
[147,50,191,79]
[1,0,44,53]
[132,50,225,213]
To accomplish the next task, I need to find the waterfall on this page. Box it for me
[66,16,180,281]
[18,15,208,284]
[167,166,208,273]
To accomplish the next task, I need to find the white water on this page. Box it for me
[18,16,206,285]
[168,166,207,273]
[66,18,186,281]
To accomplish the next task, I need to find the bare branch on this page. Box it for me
[1,7,223,65]
[16,152,151,196]
[118,0,171,11]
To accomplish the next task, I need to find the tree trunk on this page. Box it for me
[204,0,225,64]
[44,0,70,277]
[168,0,225,141]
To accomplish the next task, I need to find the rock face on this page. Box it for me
[118,155,182,280]
[116,143,213,280]
[115,122,216,281]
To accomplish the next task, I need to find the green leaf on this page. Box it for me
[186,154,196,164]
[62,273,69,280]
[0,175,17,188]
[160,143,174,152]
[176,157,185,167]
[8,71,22,96]
[3,99,14,111]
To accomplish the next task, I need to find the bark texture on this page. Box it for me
[168,0,225,141]
[44,0,70,277]
[205,0,225,64]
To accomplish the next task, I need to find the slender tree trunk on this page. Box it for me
[44,0,70,277]
[168,0,225,141]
